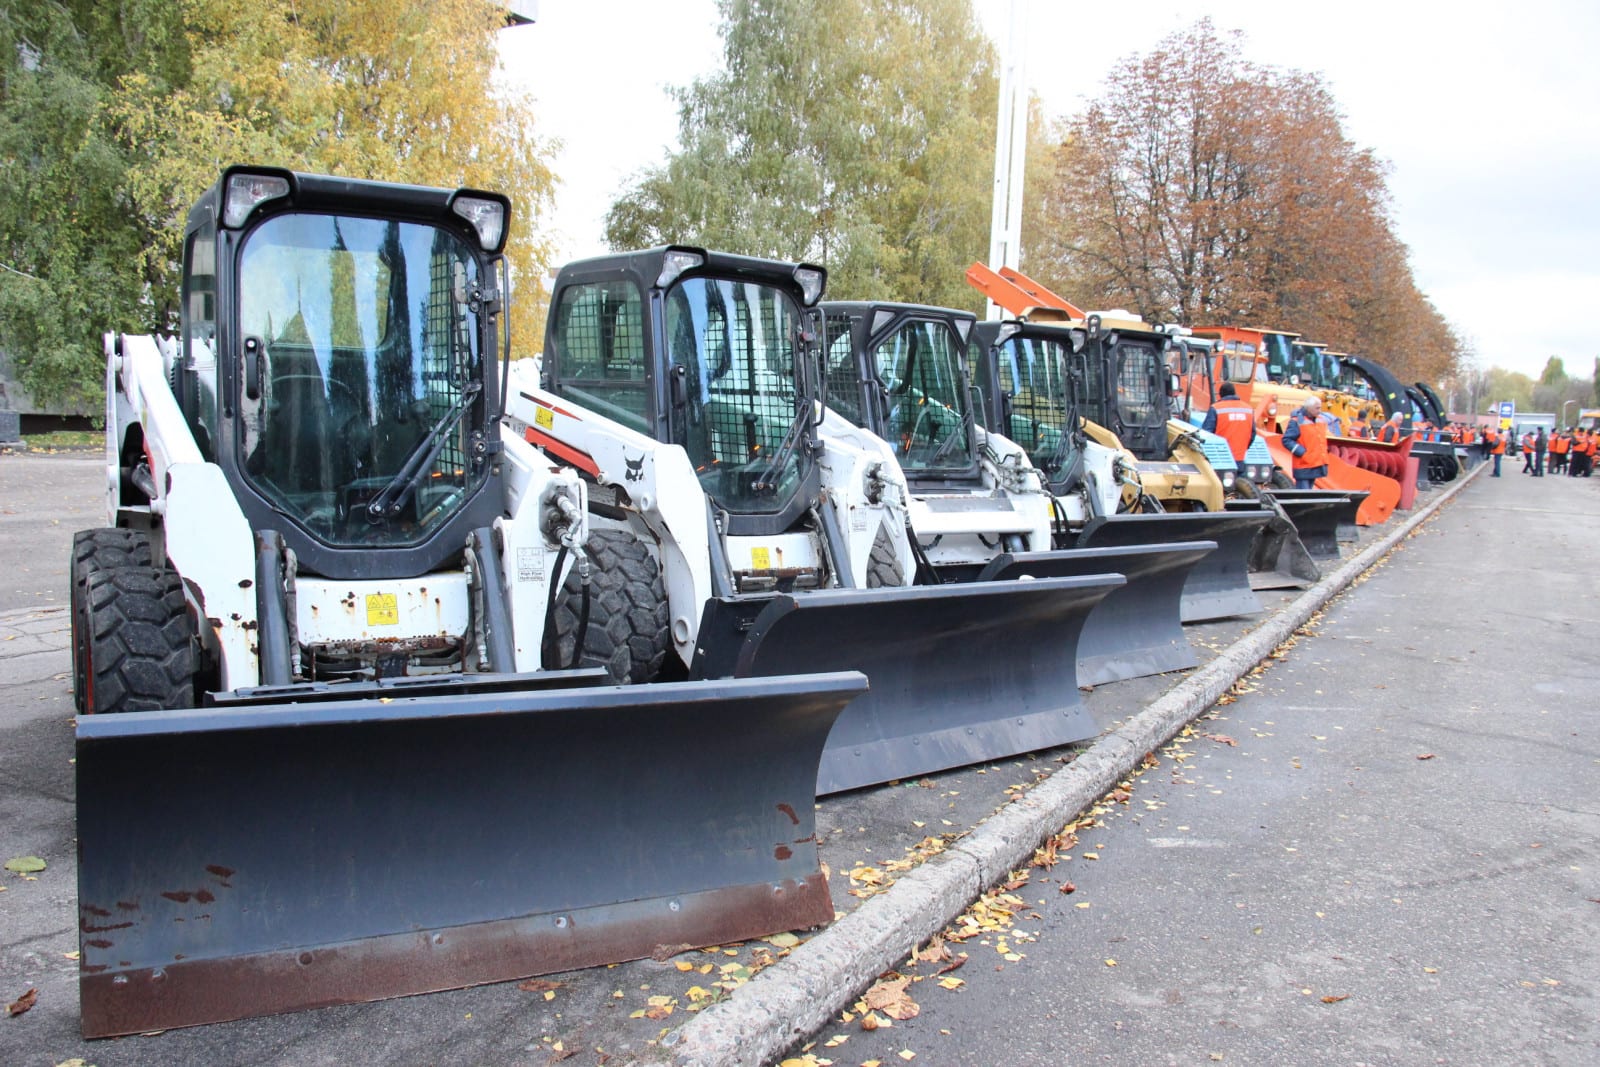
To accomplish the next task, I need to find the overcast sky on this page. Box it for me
[498,0,1600,380]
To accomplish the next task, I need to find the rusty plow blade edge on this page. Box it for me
[74,672,867,1038]
[1075,512,1268,622]
[977,543,1213,686]
[692,576,1123,795]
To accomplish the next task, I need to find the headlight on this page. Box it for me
[222,170,291,228]
[450,194,509,253]
[1221,470,1236,489]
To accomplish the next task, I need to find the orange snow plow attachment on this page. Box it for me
[1265,433,1400,525]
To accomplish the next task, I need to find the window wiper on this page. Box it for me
[926,401,972,466]
[751,404,809,495]
[365,381,482,523]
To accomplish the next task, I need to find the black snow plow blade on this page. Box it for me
[1227,487,1320,590]
[976,543,1213,686]
[1265,489,1367,555]
[691,576,1123,795]
[76,671,867,1038]
[1072,511,1267,622]
[1411,440,1460,484]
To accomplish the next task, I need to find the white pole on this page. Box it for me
[986,0,1028,320]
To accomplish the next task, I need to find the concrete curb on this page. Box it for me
[668,463,1487,1067]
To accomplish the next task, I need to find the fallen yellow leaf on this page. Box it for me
[1104,959,1117,967]
[899,1051,916,1061]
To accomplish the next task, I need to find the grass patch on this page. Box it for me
[22,430,101,450]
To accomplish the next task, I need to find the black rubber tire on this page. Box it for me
[82,566,197,714]
[864,522,905,588]
[1269,468,1296,490]
[549,529,671,684]
[69,529,153,713]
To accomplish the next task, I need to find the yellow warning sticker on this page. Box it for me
[366,593,399,626]
[534,405,554,429]
[750,546,772,570]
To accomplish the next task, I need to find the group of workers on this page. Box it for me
[1205,383,1598,487]
[1515,427,1595,477]
[1479,425,1597,477]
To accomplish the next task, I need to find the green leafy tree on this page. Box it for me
[606,0,997,311]
[0,1,185,410]
[1,0,557,410]
[1539,356,1566,386]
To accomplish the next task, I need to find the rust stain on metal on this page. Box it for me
[79,874,833,1039]
[82,904,112,918]
[116,900,140,911]
[205,865,235,879]
[776,802,799,825]
[773,845,793,860]
[85,939,113,949]
[81,917,134,933]
[161,890,194,903]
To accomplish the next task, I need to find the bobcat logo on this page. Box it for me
[624,453,645,482]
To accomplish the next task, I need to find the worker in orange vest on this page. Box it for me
[1568,429,1589,477]
[1583,431,1598,478]
[1549,430,1569,474]
[1282,395,1329,489]
[1486,426,1505,477]
[1377,412,1405,443]
[1201,382,1257,463]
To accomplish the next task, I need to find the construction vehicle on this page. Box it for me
[70,168,875,1037]
[1189,324,1403,525]
[1162,329,1349,571]
[513,247,1123,795]
[965,263,1296,613]
[816,299,1215,684]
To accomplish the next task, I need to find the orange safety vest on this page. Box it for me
[1378,422,1402,443]
[1488,430,1505,455]
[1552,435,1569,455]
[1586,437,1597,457]
[1209,398,1256,461]
[1290,415,1328,470]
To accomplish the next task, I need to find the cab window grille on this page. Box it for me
[550,281,649,432]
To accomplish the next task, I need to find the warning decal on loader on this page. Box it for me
[366,594,399,626]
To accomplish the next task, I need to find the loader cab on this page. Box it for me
[1074,315,1172,461]
[1165,334,1219,424]
[968,319,1088,495]
[177,166,512,580]
[820,302,981,486]
[542,247,825,536]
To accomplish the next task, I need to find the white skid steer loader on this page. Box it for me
[506,247,1126,795]
[69,169,868,1038]
[816,301,1215,687]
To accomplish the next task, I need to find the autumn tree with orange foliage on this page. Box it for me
[1024,19,1460,385]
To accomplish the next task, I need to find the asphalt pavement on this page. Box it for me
[751,459,1600,1066]
[4,451,1572,1067]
